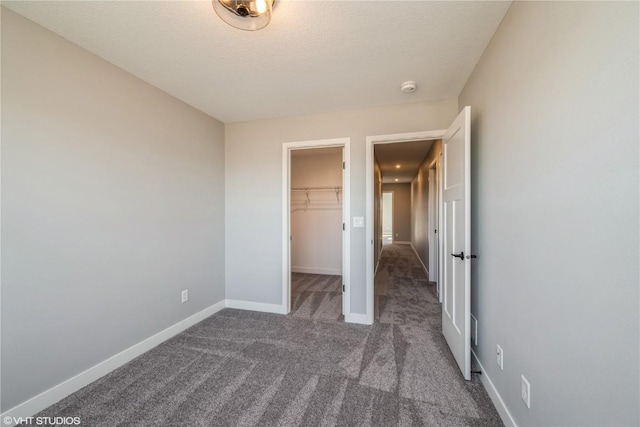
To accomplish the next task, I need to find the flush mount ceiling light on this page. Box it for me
[212,0,275,31]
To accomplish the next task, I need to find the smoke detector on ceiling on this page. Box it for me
[401,81,417,93]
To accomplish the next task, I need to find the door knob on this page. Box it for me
[451,251,464,259]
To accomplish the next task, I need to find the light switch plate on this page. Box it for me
[353,217,364,227]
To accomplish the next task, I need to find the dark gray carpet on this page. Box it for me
[291,273,343,321]
[33,245,502,426]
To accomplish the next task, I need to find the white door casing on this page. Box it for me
[441,106,471,380]
[365,130,446,325]
[282,138,351,317]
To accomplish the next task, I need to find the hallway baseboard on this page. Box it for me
[408,242,430,277]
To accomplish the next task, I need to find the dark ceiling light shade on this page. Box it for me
[212,0,275,31]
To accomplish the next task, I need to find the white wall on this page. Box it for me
[1,9,226,412]
[291,150,342,275]
[225,100,458,315]
[459,2,639,426]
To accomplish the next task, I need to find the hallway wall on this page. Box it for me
[373,157,382,270]
[411,141,442,272]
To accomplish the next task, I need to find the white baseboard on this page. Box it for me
[344,312,373,325]
[225,299,287,315]
[0,300,226,426]
[471,349,517,427]
[291,267,342,276]
[409,243,429,277]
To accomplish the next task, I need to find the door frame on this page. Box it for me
[282,137,351,316]
[365,130,445,324]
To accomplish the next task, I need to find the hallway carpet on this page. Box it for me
[33,245,502,426]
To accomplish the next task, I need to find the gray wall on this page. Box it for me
[1,9,226,412]
[459,2,639,426]
[382,183,411,242]
[225,100,458,314]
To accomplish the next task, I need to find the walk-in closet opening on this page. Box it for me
[282,139,350,321]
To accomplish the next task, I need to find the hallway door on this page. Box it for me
[441,106,471,380]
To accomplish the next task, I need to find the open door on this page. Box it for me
[442,106,471,380]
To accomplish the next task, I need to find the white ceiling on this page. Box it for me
[3,1,511,123]
[375,140,434,184]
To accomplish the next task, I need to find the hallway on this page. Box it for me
[375,244,439,324]
[372,243,502,425]
[289,244,503,424]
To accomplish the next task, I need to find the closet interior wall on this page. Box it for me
[290,148,343,275]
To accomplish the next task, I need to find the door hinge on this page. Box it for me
[342,284,345,292]
[343,223,345,231]
[343,162,345,170]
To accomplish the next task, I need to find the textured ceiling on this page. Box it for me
[375,140,434,184]
[3,1,511,123]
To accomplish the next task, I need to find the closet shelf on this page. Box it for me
[291,186,342,203]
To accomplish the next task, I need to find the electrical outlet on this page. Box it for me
[470,314,478,346]
[496,344,504,370]
[521,375,531,408]
[181,289,188,303]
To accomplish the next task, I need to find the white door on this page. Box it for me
[441,106,471,380]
